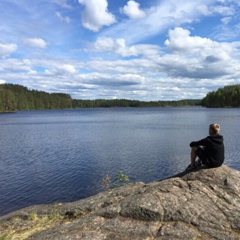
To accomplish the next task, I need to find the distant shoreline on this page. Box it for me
[0,111,16,114]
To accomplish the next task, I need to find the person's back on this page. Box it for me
[203,133,224,167]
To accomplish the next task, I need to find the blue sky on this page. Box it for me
[0,0,240,100]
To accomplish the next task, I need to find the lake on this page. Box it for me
[0,107,239,216]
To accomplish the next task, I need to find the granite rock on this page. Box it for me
[0,165,239,239]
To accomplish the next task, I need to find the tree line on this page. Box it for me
[0,84,72,112]
[72,98,200,108]
[201,84,240,108]
[5,83,239,112]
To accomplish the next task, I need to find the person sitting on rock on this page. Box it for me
[186,123,224,171]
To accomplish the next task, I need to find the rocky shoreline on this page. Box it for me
[0,165,239,239]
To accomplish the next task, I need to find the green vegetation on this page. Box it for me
[2,83,240,112]
[201,84,240,108]
[102,170,130,189]
[72,98,201,108]
[0,83,200,112]
[0,84,72,112]
[114,170,130,187]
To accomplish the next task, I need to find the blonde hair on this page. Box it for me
[209,123,220,134]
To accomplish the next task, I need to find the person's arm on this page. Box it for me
[190,138,208,147]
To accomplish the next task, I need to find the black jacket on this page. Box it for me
[190,134,224,167]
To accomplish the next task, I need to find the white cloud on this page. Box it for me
[23,38,47,49]
[0,58,33,72]
[1,0,240,101]
[100,0,207,45]
[196,4,211,16]
[210,5,235,16]
[28,69,38,75]
[0,43,17,57]
[78,0,116,32]
[197,3,235,16]
[121,1,146,19]
[93,37,161,57]
[1,25,240,100]
[161,27,240,79]
[221,16,232,25]
[93,37,115,52]
[61,64,77,74]
[56,12,71,23]
[165,27,239,60]
[165,28,216,54]
[45,64,77,75]
[99,0,239,45]
[52,0,72,9]
[93,37,139,57]
[0,79,6,84]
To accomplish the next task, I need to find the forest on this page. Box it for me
[0,84,72,112]
[201,84,240,108]
[0,84,201,112]
[72,98,200,108]
[2,83,240,112]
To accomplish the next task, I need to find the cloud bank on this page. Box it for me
[0,0,240,100]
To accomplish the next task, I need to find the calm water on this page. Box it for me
[0,107,239,216]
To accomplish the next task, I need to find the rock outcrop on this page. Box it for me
[0,165,239,239]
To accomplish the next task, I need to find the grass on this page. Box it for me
[0,211,66,240]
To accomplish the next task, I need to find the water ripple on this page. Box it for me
[0,108,239,216]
